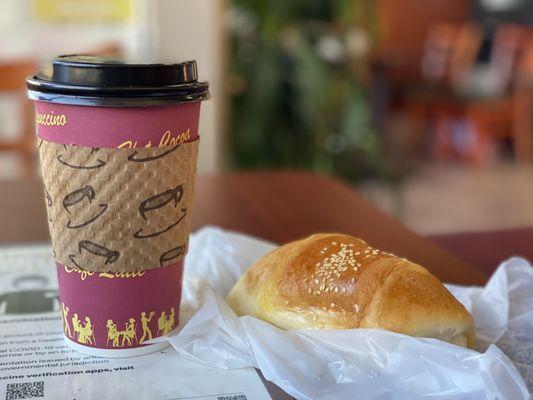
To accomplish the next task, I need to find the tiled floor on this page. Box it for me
[359,163,533,235]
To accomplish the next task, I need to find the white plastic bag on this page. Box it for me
[163,227,532,399]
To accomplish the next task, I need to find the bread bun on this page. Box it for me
[227,233,475,348]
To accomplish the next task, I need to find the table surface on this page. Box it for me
[0,170,487,286]
[0,170,498,400]
[430,227,533,275]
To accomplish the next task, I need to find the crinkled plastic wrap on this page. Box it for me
[161,227,532,399]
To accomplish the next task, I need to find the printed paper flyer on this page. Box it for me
[0,246,272,400]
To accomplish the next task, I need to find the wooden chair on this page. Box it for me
[405,23,533,164]
[512,43,533,162]
[461,24,533,163]
[402,22,483,162]
[0,60,38,177]
[421,22,482,86]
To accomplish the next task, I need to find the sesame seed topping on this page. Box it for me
[353,304,360,313]
[364,250,370,254]
[334,287,339,293]
[311,239,359,289]
[330,302,336,307]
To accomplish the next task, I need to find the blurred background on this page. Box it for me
[1,0,533,236]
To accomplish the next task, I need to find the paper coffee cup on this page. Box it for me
[27,56,209,357]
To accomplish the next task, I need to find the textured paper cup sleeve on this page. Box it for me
[39,138,199,273]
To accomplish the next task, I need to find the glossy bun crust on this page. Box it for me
[227,233,475,348]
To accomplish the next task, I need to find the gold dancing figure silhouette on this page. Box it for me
[72,314,95,345]
[157,307,175,336]
[106,318,138,348]
[139,311,155,344]
[72,313,80,341]
[122,318,138,346]
[61,303,72,338]
[106,320,120,347]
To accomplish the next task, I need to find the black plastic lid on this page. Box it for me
[26,55,210,106]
